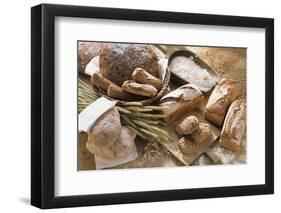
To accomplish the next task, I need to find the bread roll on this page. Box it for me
[99,43,160,86]
[176,115,200,136]
[219,100,246,151]
[122,80,158,97]
[132,68,162,90]
[205,78,239,126]
[87,107,121,152]
[91,73,113,91]
[107,84,135,101]
[160,84,204,124]
[177,137,198,155]
[190,123,212,144]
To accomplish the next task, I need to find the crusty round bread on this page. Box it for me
[78,42,102,74]
[99,43,160,86]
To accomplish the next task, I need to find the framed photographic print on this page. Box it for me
[31,3,274,209]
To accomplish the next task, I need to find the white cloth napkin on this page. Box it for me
[85,56,100,76]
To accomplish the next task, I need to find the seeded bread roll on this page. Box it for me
[205,78,239,126]
[176,115,200,136]
[177,137,198,155]
[99,43,160,86]
[219,100,246,151]
[190,123,212,144]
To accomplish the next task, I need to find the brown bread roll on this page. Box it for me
[99,43,160,86]
[132,68,162,90]
[177,137,198,155]
[107,84,135,101]
[78,42,101,74]
[176,115,200,136]
[122,80,158,97]
[219,100,246,151]
[91,73,113,91]
[190,123,212,144]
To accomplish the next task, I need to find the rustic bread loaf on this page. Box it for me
[78,42,101,74]
[160,84,204,124]
[87,126,137,159]
[99,43,160,86]
[86,107,121,156]
[205,78,239,126]
[219,100,246,151]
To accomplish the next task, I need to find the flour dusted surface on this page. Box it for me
[169,56,217,92]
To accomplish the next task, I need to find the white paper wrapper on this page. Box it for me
[79,97,138,169]
[78,97,117,133]
[95,152,137,170]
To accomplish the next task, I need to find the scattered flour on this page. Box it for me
[169,56,217,91]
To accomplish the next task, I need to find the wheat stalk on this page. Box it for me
[78,79,170,144]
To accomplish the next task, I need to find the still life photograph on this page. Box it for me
[31,4,273,209]
[78,42,247,170]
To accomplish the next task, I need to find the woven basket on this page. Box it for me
[93,59,170,106]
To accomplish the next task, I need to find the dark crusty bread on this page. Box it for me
[99,43,160,86]
[78,42,102,74]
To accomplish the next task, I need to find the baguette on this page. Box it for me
[122,80,158,97]
[219,100,246,151]
[205,78,239,126]
[160,84,204,124]
[132,68,162,90]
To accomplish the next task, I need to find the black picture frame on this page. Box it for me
[31,3,274,209]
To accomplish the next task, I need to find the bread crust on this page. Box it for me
[132,68,162,90]
[99,43,160,86]
[91,73,113,91]
[205,78,239,126]
[176,115,200,136]
[107,84,136,101]
[160,84,204,124]
[87,108,121,152]
[78,42,101,74]
[219,100,246,151]
[122,80,158,97]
